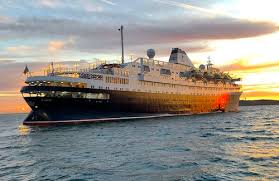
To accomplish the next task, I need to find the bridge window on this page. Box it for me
[143,65,150,72]
[79,73,103,80]
[160,68,171,75]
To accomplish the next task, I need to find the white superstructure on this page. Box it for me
[26,48,241,97]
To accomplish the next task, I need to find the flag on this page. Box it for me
[23,65,29,75]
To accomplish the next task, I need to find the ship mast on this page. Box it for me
[207,56,213,70]
[118,25,124,64]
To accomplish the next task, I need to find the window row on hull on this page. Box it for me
[22,91,110,100]
[105,77,129,84]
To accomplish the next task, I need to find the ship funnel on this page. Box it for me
[169,48,194,67]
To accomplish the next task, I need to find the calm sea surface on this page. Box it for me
[0,105,278,181]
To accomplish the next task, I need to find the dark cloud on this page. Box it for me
[124,43,212,58]
[0,0,278,61]
[0,16,278,55]
[2,16,278,41]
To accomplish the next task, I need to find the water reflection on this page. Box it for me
[232,141,279,159]
[18,124,31,136]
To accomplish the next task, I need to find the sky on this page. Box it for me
[0,0,279,113]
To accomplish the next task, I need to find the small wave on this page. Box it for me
[156,146,191,152]
[246,157,267,162]
[144,161,169,171]
[216,127,241,133]
[247,155,279,162]
[244,130,267,134]
[0,165,22,172]
[241,136,276,141]
[169,162,198,169]
[0,145,25,150]
[236,170,261,177]
[68,179,88,181]
[193,173,223,181]
[200,133,215,137]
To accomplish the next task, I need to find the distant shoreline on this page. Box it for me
[0,112,28,116]
[240,100,279,106]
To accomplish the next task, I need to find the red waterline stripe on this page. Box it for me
[23,113,194,126]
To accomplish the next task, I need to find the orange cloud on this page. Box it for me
[241,84,279,92]
[221,60,279,72]
[48,40,65,52]
[6,45,32,53]
[241,91,279,100]
[48,38,75,52]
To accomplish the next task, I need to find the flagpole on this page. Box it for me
[51,62,54,75]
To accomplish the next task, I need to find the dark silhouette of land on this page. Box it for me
[240,100,279,106]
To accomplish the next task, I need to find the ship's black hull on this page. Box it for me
[21,86,240,125]
[22,96,191,125]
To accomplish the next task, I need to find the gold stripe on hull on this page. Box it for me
[109,90,241,114]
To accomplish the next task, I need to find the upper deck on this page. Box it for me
[23,48,241,96]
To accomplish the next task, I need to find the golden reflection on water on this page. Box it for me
[227,117,279,180]
[235,118,279,158]
[230,141,279,180]
[18,124,31,135]
[234,141,279,159]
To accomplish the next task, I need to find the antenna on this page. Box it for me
[207,56,213,70]
[207,56,211,65]
[118,25,124,64]
[129,54,134,61]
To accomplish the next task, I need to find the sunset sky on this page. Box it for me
[0,0,279,113]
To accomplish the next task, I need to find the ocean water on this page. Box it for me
[0,106,278,181]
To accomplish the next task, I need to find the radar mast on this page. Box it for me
[118,25,124,64]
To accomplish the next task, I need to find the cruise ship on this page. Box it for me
[20,48,242,125]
